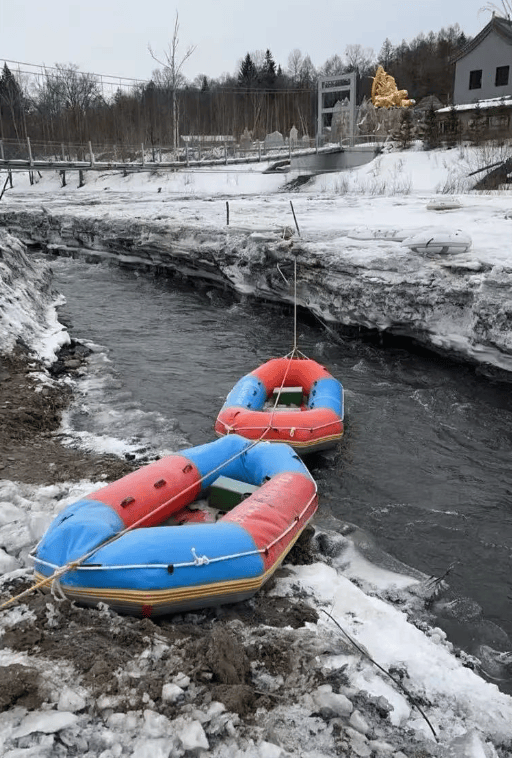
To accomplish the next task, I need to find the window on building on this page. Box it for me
[469,70,482,89]
[495,65,510,86]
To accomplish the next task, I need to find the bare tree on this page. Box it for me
[344,44,376,78]
[320,54,345,77]
[148,11,196,149]
[479,1,512,18]
[287,49,304,84]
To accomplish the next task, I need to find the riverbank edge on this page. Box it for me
[2,205,512,383]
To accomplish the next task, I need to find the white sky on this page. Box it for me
[0,0,497,84]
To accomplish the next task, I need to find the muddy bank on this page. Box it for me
[0,346,137,485]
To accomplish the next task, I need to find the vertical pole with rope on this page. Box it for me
[293,255,297,354]
[289,200,301,357]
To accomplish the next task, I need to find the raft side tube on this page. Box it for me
[308,377,344,416]
[89,455,202,527]
[41,521,266,591]
[221,375,267,412]
[35,500,125,571]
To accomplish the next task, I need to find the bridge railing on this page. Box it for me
[0,135,367,170]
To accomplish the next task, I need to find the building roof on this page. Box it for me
[437,94,512,113]
[451,15,512,63]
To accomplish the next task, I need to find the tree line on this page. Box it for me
[0,23,469,156]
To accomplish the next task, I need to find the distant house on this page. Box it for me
[437,15,512,138]
[452,15,512,104]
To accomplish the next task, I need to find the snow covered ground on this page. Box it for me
[1,144,512,757]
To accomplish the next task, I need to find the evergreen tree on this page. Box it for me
[238,53,257,87]
[395,107,414,148]
[260,49,277,89]
[445,105,461,147]
[0,63,24,139]
[470,102,485,146]
[423,103,440,149]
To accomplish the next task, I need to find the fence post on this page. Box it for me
[258,141,261,162]
[224,142,228,165]
[186,143,189,166]
[141,143,145,167]
[88,141,95,167]
[27,137,34,167]
[0,140,4,161]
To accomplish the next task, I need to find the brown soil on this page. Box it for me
[0,566,319,718]
[0,346,137,485]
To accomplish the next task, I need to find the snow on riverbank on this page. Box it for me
[1,143,512,377]
[0,146,512,756]
[0,231,69,363]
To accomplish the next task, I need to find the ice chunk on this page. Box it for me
[0,502,26,526]
[57,686,86,713]
[172,672,191,688]
[130,737,175,758]
[0,547,21,573]
[349,709,371,736]
[178,720,209,751]
[258,741,286,758]
[311,684,353,718]
[142,710,172,739]
[161,683,184,703]
[12,711,78,738]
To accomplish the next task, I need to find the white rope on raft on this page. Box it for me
[28,493,316,574]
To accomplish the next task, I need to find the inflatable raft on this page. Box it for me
[33,434,317,617]
[215,355,344,454]
[402,229,471,256]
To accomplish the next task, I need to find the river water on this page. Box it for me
[47,253,512,693]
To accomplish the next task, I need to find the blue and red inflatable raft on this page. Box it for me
[33,435,317,617]
[215,356,344,454]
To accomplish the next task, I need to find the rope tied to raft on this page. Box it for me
[191,547,210,566]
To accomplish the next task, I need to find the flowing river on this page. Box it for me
[45,252,512,693]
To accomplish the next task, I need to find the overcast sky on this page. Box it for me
[0,0,498,84]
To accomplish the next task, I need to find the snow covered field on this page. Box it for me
[1,144,512,757]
